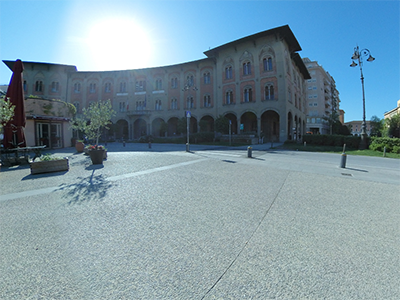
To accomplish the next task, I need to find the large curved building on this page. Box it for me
[4,25,310,145]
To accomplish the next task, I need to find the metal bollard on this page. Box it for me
[149,141,152,149]
[123,140,125,147]
[247,146,252,158]
[339,144,347,168]
[383,146,386,157]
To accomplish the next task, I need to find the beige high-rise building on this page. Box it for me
[302,58,340,135]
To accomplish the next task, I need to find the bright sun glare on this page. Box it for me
[87,18,152,71]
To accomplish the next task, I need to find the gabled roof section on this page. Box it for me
[203,25,310,79]
[204,25,301,57]
[3,60,77,72]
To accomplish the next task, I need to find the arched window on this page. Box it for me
[203,95,211,107]
[89,83,96,93]
[203,72,211,84]
[155,100,162,110]
[243,87,253,102]
[120,82,126,93]
[74,83,81,93]
[74,101,80,113]
[225,66,233,79]
[263,57,273,71]
[170,98,178,110]
[225,90,233,105]
[35,81,43,92]
[243,62,251,75]
[186,75,194,87]
[265,84,275,100]
[104,83,111,93]
[171,78,178,89]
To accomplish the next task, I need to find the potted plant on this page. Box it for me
[70,100,115,165]
[30,153,69,174]
[75,140,85,152]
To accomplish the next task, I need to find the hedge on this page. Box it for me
[369,137,400,153]
[302,135,361,149]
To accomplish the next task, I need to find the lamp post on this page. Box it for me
[182,78,198,152]
[350,45,375,149]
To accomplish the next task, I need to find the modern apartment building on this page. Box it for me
[3,25,311,146]
[302,58,340,135]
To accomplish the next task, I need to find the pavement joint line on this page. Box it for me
[106,158,208,181]
[0,158,208,202]
[201,171,290,299]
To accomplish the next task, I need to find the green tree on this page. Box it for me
[177,117,187,134]
[386,114,400,138]
[215,115,230,134]
[0,97,15,130]
[370,115,384,137]
[71,100,116,146]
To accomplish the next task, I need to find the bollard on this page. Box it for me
[149,141,152,149]
[304,141,306,147]
[123,140,125,147]
[383,146,386,157]
[247,146,252,158]
[339,143,347,168]
[340,153,347,168]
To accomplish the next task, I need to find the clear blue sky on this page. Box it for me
[0,0,399,122]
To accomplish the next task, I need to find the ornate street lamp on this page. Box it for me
[182,78,198,152]
[350,45,375,149]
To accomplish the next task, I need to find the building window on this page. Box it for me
[35,81,43,92]
[186,75,194,87]
[203,72,211,84]
[23,80,27,92]
[225,66,233,79]
[225,91,233,104]
[51,81,59,92]
[171,78,178,89]
[243,87,252,102]
[265,85,274,100]
[243,62,251,75]
[155,100,162,110]
[203,95,211,107]
[155,79,162,90]
[104,83,111,93]
[74,83,81,93]
[186,96,194,109]
[288,87,292,103]
[119,102,126,112]
[136,80,146,91]
[136,101,146,110]
[89,83,96,93]
[263,57,272,71]
[170,98,178,110]
[74,101,80,113]
[120,82,126,93]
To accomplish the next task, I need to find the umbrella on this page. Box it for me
[2,59,26,149]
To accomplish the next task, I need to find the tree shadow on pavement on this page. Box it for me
[57,168,113,205]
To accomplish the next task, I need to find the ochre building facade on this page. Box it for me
[4,25,311,144]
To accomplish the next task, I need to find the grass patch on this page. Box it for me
[279,143,400,159]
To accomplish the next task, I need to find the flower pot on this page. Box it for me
[30,158,69,174]
[89,149,105,165]
[75,141,85,153]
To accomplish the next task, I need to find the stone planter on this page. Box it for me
[30,158,69,175]
[89,149,105,165]
[75,141,85,153]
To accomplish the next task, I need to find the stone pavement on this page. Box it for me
[1,143,399,299]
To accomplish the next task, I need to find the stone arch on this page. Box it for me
[116,119,129,140]
[134,118,147,139]
[240,111,257,133]
[152,117,167,137]
[167,117,179,136]
[261,110,280,142]
[199,115,214,133]
[224,112,238,134]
